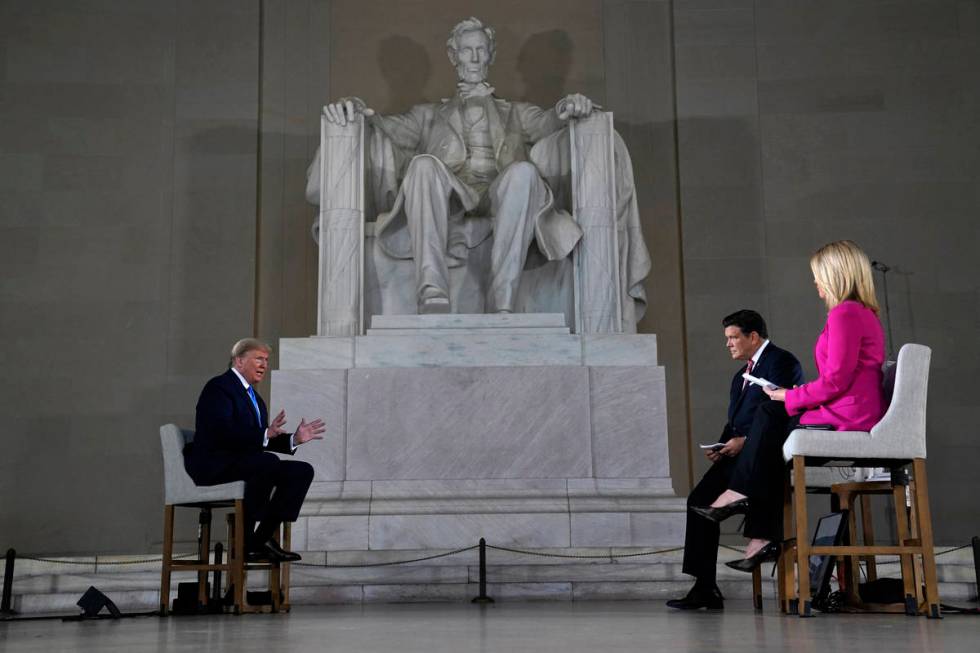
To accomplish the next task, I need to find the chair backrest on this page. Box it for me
[869,343,931,459]
[881,359,896,403]
[160,423,200,505]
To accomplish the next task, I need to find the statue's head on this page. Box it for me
[446,17,495,84]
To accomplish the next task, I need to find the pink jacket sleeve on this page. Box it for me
[784,303,862,415]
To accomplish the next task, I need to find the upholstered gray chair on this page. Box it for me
[159,424,292,615]
[779,344,939,618]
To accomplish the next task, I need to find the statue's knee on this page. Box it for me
[503,161,537,182]
[407,154,442,176]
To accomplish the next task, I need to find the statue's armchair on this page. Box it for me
[310,112,628,335]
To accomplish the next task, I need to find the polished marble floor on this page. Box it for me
[1,601,976,653]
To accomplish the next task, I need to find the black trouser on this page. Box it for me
[728,401,800,542]
[210,452,315,548]
[682,455,737,587]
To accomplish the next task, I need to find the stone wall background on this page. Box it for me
[674,0,979,543]
[0,0,975,554]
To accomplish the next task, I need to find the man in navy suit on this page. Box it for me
[185,338,326,562]
[666,310,803,610]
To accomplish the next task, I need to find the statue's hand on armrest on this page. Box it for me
[323,97,375,126]
[557,93,601,121]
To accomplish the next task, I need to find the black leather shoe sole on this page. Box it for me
[246,550,276,563]
[260,539,302,562]
[665,597,724,610]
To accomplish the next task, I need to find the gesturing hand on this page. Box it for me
[294,418,326,446]
[268,409,287,438]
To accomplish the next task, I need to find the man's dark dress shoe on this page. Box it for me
[691,498,749,523]
[725,541,781,573]
[247,539,301,563]
[246,548,273,563]
[665,586,724,610]
[262,538,302,562]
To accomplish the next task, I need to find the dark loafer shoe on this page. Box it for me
[691,498,749,523]
[261,538,302,562]
[666,586,724,610]
[246,548,274,563]
[725,541,781,573]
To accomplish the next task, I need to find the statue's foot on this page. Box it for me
[419,288,451,314]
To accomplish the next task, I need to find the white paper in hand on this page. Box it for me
[742,372,780,390]
[699,443,725,451]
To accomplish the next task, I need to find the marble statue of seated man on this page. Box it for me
[308,17,650,321]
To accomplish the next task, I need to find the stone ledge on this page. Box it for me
[370,313,568,329]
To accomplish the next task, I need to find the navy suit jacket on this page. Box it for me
[720,342,804,442]
[185,369,293,484]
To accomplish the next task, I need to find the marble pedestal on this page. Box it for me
[270,314,685,598]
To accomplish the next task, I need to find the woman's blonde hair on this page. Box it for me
[810,240,880,314]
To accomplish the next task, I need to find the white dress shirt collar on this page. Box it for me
[230,367,250,389]
[750,339,770,367]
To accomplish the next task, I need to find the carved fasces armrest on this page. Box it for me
[569,111,622,334]
[316,115,365,336]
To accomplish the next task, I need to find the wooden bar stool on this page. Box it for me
[780,344,940,618]
[159,424,245,615]
[160,424,293,615]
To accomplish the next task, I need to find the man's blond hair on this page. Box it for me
[229,338,272,366]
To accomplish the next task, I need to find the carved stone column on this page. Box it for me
[570,111,622,333]
[317,115,364,336]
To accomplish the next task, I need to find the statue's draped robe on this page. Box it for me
[306,97,652,327]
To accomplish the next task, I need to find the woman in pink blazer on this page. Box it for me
[692,240,886,571]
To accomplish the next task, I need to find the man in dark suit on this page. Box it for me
[666,310,803,610]
[184,338,326,562]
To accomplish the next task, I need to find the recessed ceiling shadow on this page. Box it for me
[517,29,573,105]
[378,34,432,112]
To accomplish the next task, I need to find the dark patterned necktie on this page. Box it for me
[742,359,754,392]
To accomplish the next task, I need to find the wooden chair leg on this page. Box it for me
[829,492,847,599]
[793,456,812,616]
[780,472,795,613]
[911,459,941,618]
[892,481,917,615]
[906,477,927,610]
[232,500,246,615]
[859,494,877,582]
[197,507,212,609]
[752,565,763,611]
[281,522,292,612]
[160,505,174,616]
[269,528,282,613]
[838,490,862,604]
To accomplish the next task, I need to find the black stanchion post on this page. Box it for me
[1,548,16,616]
[471,538,494,604]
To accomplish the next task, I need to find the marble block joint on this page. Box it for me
[271,314,683,566]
